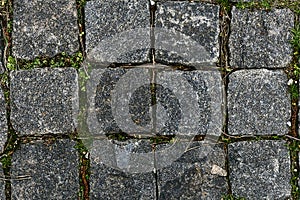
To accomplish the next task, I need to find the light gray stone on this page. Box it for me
[0,163,5,199]
[157,142,228,199]
[228,69,290,135]
[0,89,7,153]
[10,68,78,135]
[12,0,79,60]
[155,2,220,67]
[11,140,79,200]
[229,7,294,68]
[228,140,291,200]
[85,0,150,64]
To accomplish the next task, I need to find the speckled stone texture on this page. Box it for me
[0,163,5,199]
[85,0,150,64]
[155,2,220,67]
[11,140,79,200]
[0,22,4,73]
[10,68,78,135]
[228,140,291,199]
[229,7,293,68]
[90,139,155,199]
[228,69,290,135]
[0,89,7,153]
[12,0,79,60]
[157,142,228,199]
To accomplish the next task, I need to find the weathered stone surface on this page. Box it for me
[0,89,7,153]
[90,139,155,199]
[155,69,224,136]
[157,142,228,199]
[155,2,219,67]
[85,0,150,64]
[229,7,293,68]
[0,22,4,73]
[11,140,79,199]
[10,68,78,135]
[0,163,5,199]
[228,69,290,135]
[12,0,79,60]
[228,140,291,199]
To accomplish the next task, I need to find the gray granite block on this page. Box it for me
[0,163,5,199]
[156,142,228,199]
[0,89,7,153]
[155,69,224,136]
[155,2,220,67]
[85,0,150,64]
[11,140,79,200]
[90,139,155,199]
[229,7,293,68]
[12,0,79,60]
[228,140,291,199]
[10,68,78,135]
[228,69,290,136]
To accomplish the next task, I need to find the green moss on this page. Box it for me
[222,194,247,200]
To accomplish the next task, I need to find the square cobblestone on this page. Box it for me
[228,140,291,199]
[229,7,294,68]
[228,69,290,136]
[85,0,150,64]
[156,142,228,199]
[11,140,79,199]
[12,0,79,60]
[10,68,78,135]
[0,89,7,153]
[90,139,155,199]
[155,2,219,67]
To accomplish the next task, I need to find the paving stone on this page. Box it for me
[155,69,224,136]
[156,141,228,199]
[11,139,79,200]
[12,0,79,60]
[0,163,5,199]
[155,2,220,67]
[10,68,78,135]
[228,140,291,199]
[229,7,294,68]
[0,89,7,153]
[0,21,4,73]
[228,69,290,136]
[85,0,150,64]
[90,139,155,199]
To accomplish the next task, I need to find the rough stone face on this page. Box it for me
[155,2,220,67]
[0,163,5,199]
[90,139,155,199]
[11,140,79,199]
[0,89,7,153]
[85,0,150,64]
[156,142,228,199]
[0,22,4,73]
[229,7,294,68]
[12,0,79,60]
[10,68,78,135]
[228,140,291,199]
[228,69,290,135]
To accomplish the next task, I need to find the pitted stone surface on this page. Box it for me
[90,139,155,199]
[12,0,79,60]
[229,7,293,68]
[228,69,290,136]
[0,163,5,199]
[11,140,79,199]
[85,0,150,63]
[157,142,228,199]
[10,68,78,135]
[0,89,7,153]
[155,2,220,67]
[228,140,291,199]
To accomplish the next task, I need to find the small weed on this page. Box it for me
[106,132,132,141]
[150,135,175,144]
[222,194,246,200]
[235,0,271,10]
[0,155,11,169]
[217,0,231,11]
[290,83,299,101]
[291,25,300,53]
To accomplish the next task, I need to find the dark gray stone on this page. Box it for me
[155,2,220,67]
[228,140,291,199]
[0,89,7,153]
[90,139,155,199]
[155,69,224,136]
[85,0,150,64]
[229,7,294,68]
[11,140,79,200]
[0,22,4,73]
[156,142,228,199]
[12,0,79,60]
[228,69,290,136]
[0,163,5,199]
[10,68,78,135]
